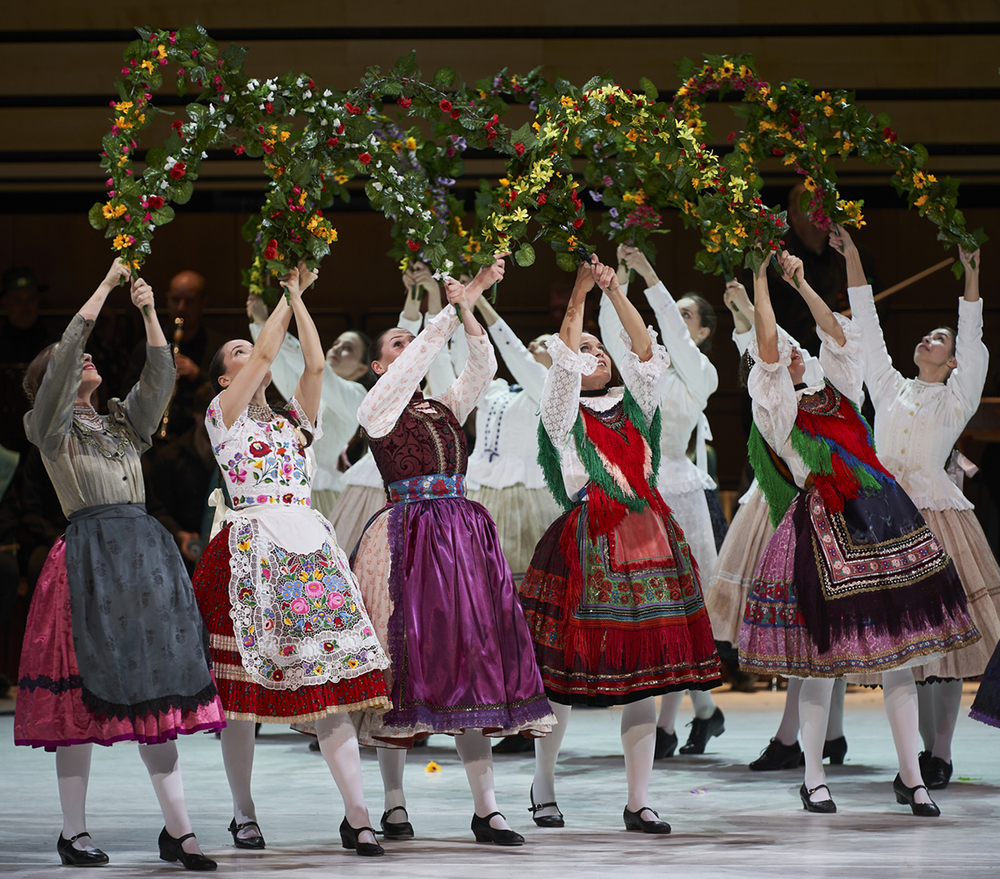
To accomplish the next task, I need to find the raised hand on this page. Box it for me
[102,258,131,289]
[573,257,596,295]
[959,247,981,273]
[130,275,155,313]
[724,279,751,314]
[246,294,269,325]
[297,260,319,293]
[444,276,468,311]
[590,257,618,294]
[828,224,857,257]
[777,251,805,291]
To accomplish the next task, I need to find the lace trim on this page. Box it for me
[18,673,83,695]
[79,681,220,722]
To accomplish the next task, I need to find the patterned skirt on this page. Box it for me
[193,522,390,724]
[351,475,554,746]
[519,502,722,706]
[16,534,225,750]
[970,640,1000,729]
[739,485,981,678]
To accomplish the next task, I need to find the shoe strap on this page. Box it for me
[628,806,660,818]
[478,811,504,821]
[528,801,558,813]
[173,832,197,844]
[382,806,408,820]
[68,832,92,842]
[233,820,262,834]
[805,784,831,797]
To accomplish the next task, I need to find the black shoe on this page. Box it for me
[623,806,671,834]
[893,774,941,817]
[750,738,801,771]
[339,818,385,856]
[228,818,265,849]
[654,727,678,760]
[678,707,725,755]
[57,832,109,867]
[799,783,837,813]
[157,828,217,871]
[471,812,524,846]
[309,738,321,752]
[492,734,534,754]
[379,806,414,840]
[921,754,953,790]
[528,784,564,828]
[798,736,849,767]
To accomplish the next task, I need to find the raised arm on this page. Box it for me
[289,265,324,426]
[778,251,846,348]
[479,303,548,402]
[951,247,988,413]
[559,260,594,355]
[752,256,780,364]
[596,258,652,362]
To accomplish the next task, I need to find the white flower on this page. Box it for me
[396,193,404,202]
[405,206,414,214]
[164,156,177,169]
[421,211,432,221]
[201,151,208,158]
[299,638,320,661]
[303,90,312,99]
[372,181,383,191]
[375,160,382,169]
[223,94,229,102]
[323,89,332,97]
[289,108,296,116]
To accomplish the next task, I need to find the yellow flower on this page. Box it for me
[803,176,817,192]
[914,194,929,207]
[625,128,638,142]
[926,174,937,184]
[559,95,575,108]
[767,100,777,111]
[140,59,155,74]
[739,64,751,78]
[390,140,402,153]
[112,234,130,250]
[157,44,167,59]
[499,178,510,188]
[721,61,735,76]
[912,172,927,189]
[405,136,417,150]
[824,106,835,117]
[334,172,349,184]
[279,130,291,142]
[605,114,620,127]
[532,121,540,131]
[511,207,528,222]
[566,236,578,249]
[425,761,441,773]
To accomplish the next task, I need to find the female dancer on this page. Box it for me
[709,281,848,771]
[352,258,554,847]
[521,255,721,833]
[247,294,372,518]
[194,264,391,856]
[739,249,980,815]
[15,260,225,871]
[601,245,724,758]
[841,229,998,788]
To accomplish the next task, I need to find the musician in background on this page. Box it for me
[122,270,225,440]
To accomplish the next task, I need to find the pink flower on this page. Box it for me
[228,467,247,484]
[291,597,310,615]
[256,494,268,504]
[305,581,324,598]
[327,592,345,610]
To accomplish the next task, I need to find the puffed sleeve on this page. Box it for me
[950,297,989,416]
[817,313,864,407]
[846,284,905,410]
[616,327,670,428]
[433,329,497,425]
[539,336,594,451]
[748,333,798,454]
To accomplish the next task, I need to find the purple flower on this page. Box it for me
[589,190,603,202]
[609,208,619,218]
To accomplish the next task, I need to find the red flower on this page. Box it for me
[573,217,584,229]
[337,123,346,134]
[326,136,339,147]
[450,108,460,119]
[431,479,448,496]
[345,102,362,116]
[171,120,184,134]
[883,126,897,143]
[537,192,547,205]
[147,195,165,209]
[282,493,294,504]
[262,141,274,154]
[264,239,278,260]
[230,144,244,156]
[248,440,272,457]
[772,147,784,156]
[265,101,273,114]
[168,161,186,179]
[514,142,525,156]
[439,99,452,112]
[358,152,371,164]
[407,239,420,252]
[398,96,412,109]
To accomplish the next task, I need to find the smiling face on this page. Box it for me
[579,332,612,391]
[913,327,957,376]
[788,346,806,385]
[528,334,553,368]
[79,353,102,398]
[327,331,369,381]
[371,328,416,376]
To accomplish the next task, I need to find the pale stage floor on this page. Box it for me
[1,684,998,878]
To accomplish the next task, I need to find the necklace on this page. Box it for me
[73,404,104,431]
[247,402,274,422]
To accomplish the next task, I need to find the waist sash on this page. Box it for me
[388,473,466,505]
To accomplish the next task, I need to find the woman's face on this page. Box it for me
[528,334,553,368]
[913,328,957,373]
[218,339,270,391]
[579,333,612,391]
[79,353,102,397]
[788,346,806,385]
[327,331,368,381]
[676,297,710,348]
[371,329,415,375]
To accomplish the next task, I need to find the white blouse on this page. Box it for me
[541,329,668,502]
[466,318,549,490]
[748,314,863,490]
[600,282,717,494]
[358,306,497,439]
[847,284,989,511]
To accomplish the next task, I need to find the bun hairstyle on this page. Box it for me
[738,348,755,389]
[22,343,57,405]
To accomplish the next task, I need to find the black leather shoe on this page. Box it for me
[893,774,941,817]
[654,727,678,760]
[921,754,953,790]
[679,707,725,754]
[799,783,837,813]
[228,818,265,849]
[158,827,217,871]
[799,735,849,767]
[623,806,671,834]
[57,832,109,867]
[379,806,414,840]
[471,812,524,846]
[339,818,385,856]
[528,784,564,828]
[750,738,801,771]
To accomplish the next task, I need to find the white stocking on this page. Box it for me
[656,691,684,732]
[689,689,717,721]
[531,701,572,819]
[315,712,375,844]
[220,718,257,836]
[775,678,802,745]
[138,741,201,855]
[56,744,95,850]
[799,677,835,800]
[621,697,657,817]
[826,679,847,740]
[930,680,962,763]
[882,667,931,804]
[377,748,407,820]
[917,683,937,752]
[454,731,508,831]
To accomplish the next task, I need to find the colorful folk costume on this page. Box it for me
[739,319,980,678]
[15,315,225,750]
[352,306,554,744]
[520,332,721,706]
[193,396,390,724]
[970,642,1000,729]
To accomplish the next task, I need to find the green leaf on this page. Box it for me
[174,181,194,204]
[145,147,167,172]
[556,252,578,272]
[434,66,457,88]
[639,77,659,102]
[875,111,892,129]
[151,206,175,225]
[88,203,108,230]
[515,243,536,267]
[675,57,696,82]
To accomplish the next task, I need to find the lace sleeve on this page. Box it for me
[747,334,797,454]
[433,330,497,425]
[539,336,592,450]
[817,313,864,407]
[617,326,670,428]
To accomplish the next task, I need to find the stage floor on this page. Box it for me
[1,684,998,878]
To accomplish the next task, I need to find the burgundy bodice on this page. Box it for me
[366,392,468,489]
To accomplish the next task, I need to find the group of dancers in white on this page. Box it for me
[12,226,1000,869]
